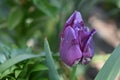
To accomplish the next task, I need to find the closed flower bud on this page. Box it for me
[60,11,96,66]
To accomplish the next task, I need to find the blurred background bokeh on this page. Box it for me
[0,0,120,80]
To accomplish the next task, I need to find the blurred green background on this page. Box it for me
[0,0,120,80]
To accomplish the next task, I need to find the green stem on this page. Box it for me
[70,65,77,80]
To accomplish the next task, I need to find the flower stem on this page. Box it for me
[70,65,77,80]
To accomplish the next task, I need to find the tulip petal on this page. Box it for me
[60,27,82,66]
[79,29,96,64]
[64,26,76,42]
[65,44,82,66]
[67,11,83,24]
[60,27,76,58]
[63,11,83,33]
[83,29,96,58]
[78,27,90,51]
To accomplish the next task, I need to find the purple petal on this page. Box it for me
[60,27,82,66]
[78,27,90,51]
[81,39,94,64]
[84,29,96,53]
[83,30,96,63]
[60,27,76,57]
[64,44,82,66]
[64,26,76,42]
[79,29,96,64]
[66,11,83,25]
[62,11,83,34]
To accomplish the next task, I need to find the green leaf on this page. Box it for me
[33,0,58,17]
[0,65,18,79]
[8,7,23,29]
[0,53,44,74]
[31,64,48,72]
[44,38,59,80]
[15,70,22,78]
[49,0,61,8]
[95,45,120,80]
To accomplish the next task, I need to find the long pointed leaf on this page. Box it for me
[0,53,44,73]
[95,45,120,80]
[44,38,59,80]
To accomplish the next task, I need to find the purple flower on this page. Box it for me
[60,11,96,66]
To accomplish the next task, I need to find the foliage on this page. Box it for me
[0,0,120,80]
[95,45,120,80]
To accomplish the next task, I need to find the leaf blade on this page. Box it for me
[0,53,44,73]
[95,45,120,80]
[44,38,59,80]
[8,7,23,29]
[33,0,58,17]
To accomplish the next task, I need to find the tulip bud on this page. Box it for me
[60,11,96,66]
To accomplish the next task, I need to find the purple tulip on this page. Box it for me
[60,11,96,66]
